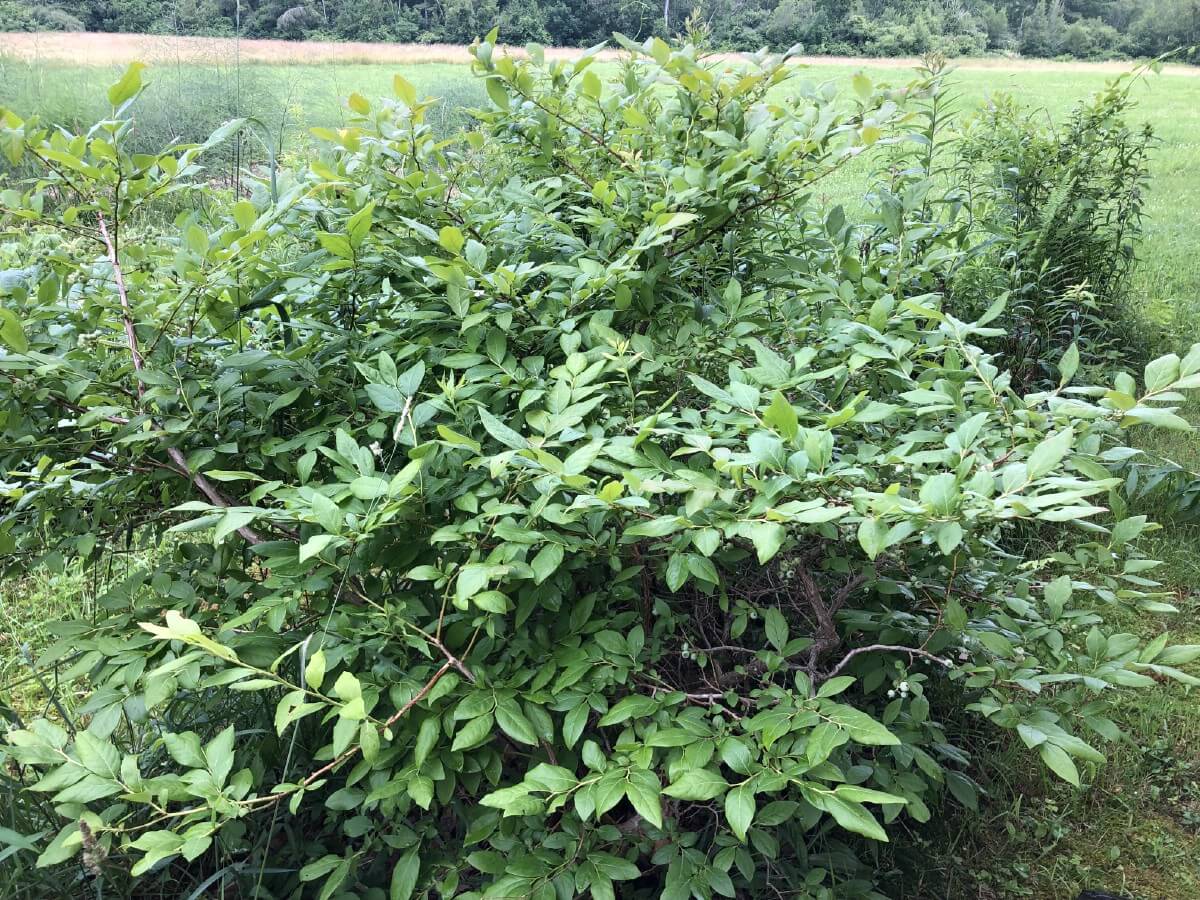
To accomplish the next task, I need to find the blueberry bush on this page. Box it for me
[2,36,1199,899]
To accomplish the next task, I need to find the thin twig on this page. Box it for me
[821,643,951,684]
[246,662,453,812]
[642,683,732,704]
[408,622,476,684]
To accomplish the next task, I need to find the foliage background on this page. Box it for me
[1,0,1200,61]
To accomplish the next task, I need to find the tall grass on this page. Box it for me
[0,49,283,167]
[0,52,485,172]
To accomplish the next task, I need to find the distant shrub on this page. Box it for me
[1125,0,1200,59]
[1062,18,1123,59]
[276,4,318,38]
[83,0,163,33]
[1019,0,1068,57]
[0,0,83,31]
[953,69,1154,385]
[978,3,1012,49]
[333,0,421,42]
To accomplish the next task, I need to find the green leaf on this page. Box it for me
[724,783,755,841]
[300,853,341,882]
[311,493,342,533]
[857,517,888,560]
[653,728,704,748]
[163,731,205,767]
[762,607,788,651]
[466,850,507,875]
[478,407,529,449]
[563,704,588,749]
[666,552,688,591]
[1144,353,1180,392]
[824,796,887,841]
[919,473,958,514]
[439,225,465,255]
[664,768,729,801]
[581,69,602,100]
[348,202,374,248]
[128,829,184,876]
[318,232,353,259]
[747,521,786,564]
[597,694,657,726]
[851,71,873,99]
[945,772,979,811]
[107,62,145,107]
[451,714,494,752]
[299,533,342,563]
[1155,644,1200,666]
[1026,429,1072,479]
[806,722,846,765]
[473,590,508,613]
[936,521,964,555]
[1059,343,1080,385]
[762,392,798,440]
[413,717,439,767]
[531,542,563,585]
[317,858,350,900]
[455,563,492,605]
[304,650,326,690]
[203,725,234,786]
[822,705,900,746]
[390,846,421,900]
[393,73,417,105]
[625,516,684,538]
[496,700,538,746]
[687,374,736,406]
[52,773,121,804]
[816,676,856,699]
[366,383,406,414]
[625,769,663,829]
[1039,743,1081,786]
[1121,406,1192,431]
[525,763,577,793]
[834,785,907,806]
[35,823,81,867]
[213,507,260,544]
[0,308,28,353]
[485,76,509,109]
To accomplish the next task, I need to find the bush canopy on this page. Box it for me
[1,34,1199,899]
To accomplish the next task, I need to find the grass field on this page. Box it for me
[1,32,1199,900]
[6,31,1200,72]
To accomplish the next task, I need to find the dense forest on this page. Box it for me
[1,0,1197,59]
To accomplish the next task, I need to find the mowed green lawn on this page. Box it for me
[2,52,1199,898]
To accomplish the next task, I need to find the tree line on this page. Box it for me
[2,0,1198,62]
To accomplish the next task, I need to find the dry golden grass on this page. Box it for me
[0,31,609,66]
[1,31,1197,76]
